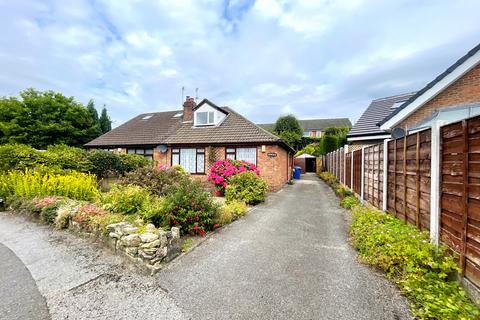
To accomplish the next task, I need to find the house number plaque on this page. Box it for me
[267,152,277,158]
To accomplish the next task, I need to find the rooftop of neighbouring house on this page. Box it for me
[258,118,352,132]
[347,92,417,138]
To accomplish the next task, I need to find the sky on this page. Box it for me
[1,0,479,127]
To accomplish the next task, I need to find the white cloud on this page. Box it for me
[0,0,479,127]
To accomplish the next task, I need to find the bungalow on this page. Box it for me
[348,42,480,146]
[85,97,295,191]
[258,118,351,138]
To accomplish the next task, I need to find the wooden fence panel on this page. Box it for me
[345,152,352,188]
[353,150,362,195]
[387,129,431,230]
[363,143,384,210]
[440,116,480,287]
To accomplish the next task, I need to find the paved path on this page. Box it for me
[0,174,411,319]
[157,174,411,319]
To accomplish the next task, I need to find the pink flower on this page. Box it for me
[239,166,246,172]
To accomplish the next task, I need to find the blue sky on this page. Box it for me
[1,0,479,127]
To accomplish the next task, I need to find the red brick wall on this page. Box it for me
[294,158,306,173]
[398,63,480,129]
[153,144,291,192]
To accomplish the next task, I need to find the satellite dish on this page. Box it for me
[156,145,168,153]
[391,127,406,139]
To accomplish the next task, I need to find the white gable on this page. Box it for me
[193,102,226,126]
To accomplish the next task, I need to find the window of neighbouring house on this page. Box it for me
[171,148,205,174]
[195,111,215,125]
[303,131,310,137]
[225,147,257,165]
[127,148,154,160]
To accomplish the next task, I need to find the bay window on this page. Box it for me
[171,148,205,174]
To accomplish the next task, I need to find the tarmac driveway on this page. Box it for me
[0,174,411,319]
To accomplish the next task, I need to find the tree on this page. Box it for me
[273,114,303,136]
[86,99,101,137]
[99,106,112,134]
[279,131,302,149]
[0,89,101,149]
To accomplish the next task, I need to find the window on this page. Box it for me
[303,131,310,137]
[126,148,154,160]
[224,147,257,165]
[196,111,215,125]
[171,148,205,174]
[141,114,153,120]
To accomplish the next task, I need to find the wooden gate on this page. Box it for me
[440,116,480,287]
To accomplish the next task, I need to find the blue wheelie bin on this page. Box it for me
[293,166,302,179]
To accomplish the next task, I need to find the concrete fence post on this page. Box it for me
[382,139,389,212]
[430,120,446,246]
[343,145,348,185]
[361,146,366,201]
[351,151,354,189]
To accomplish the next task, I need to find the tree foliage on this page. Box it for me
[99,106,112,134]
[0,89,107,148]
[273,114,303,136]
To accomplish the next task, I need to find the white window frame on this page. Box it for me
[171,148,205,174]
[195,111,215,126]
[225,147,257,165]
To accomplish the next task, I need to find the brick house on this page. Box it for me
[348,43,480,146]
[85,97,294,191]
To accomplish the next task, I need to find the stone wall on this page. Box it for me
[70,220,180,275]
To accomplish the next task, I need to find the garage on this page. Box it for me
[294,153,317,173]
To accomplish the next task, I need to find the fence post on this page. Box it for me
[361,146,366,201]
[382,139,389,211]
[343,145,348,185]
[430,120,446,246]
[351,151,354,189]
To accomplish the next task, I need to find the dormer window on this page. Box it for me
[196,111,215,126]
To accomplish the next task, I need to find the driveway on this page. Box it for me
[0,174,410,319]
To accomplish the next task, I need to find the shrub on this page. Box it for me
[225,171,267,205]
[0,168,98,201]
[119,166,189,197]
[208,159,260,193]
[100,184,153,216]
[0,144,44,172]
[340,195,359,209]
[215,200,248,226]
[43,144,93,172]
[117,153,152,174]
[72,203,108,225]
[154,179,219,236]
[336,186,354,199]
[319,171,337,186]
[350,206,480,319]
[86,150,122,178]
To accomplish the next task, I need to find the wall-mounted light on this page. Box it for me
[261,145,266,153]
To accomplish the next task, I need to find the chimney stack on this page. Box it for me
[183,95,196,122]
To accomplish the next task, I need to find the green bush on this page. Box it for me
[319,171,338,187]
[215,200,248,226]
[86,150,122,178]
[350,206,480,319]
[336,186,354,199]
[117,153,152,174]
[100,184,153,216]
[0,168,99,201]
[43,144,93,172]
[0,144,44,172]
[225,171,267,205]
[119,167,189,197]
[340,195,359,209]
[154,178,219,236]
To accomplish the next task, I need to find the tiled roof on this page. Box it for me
[379,43,480,127]
[85,101,285,148]
[84,110,182,147]
[258,118,351,132]
[347,92,417,137]
[165,107,281,144]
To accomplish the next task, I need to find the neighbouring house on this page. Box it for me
[347,92,417,146]
[294,153,317,173]
[348,42,480,146]
[258,118,351,138]
[85,97,295,191]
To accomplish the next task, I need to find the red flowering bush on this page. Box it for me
[31,196,64,223]
[208,159,260,193]
[150,178,219,236]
